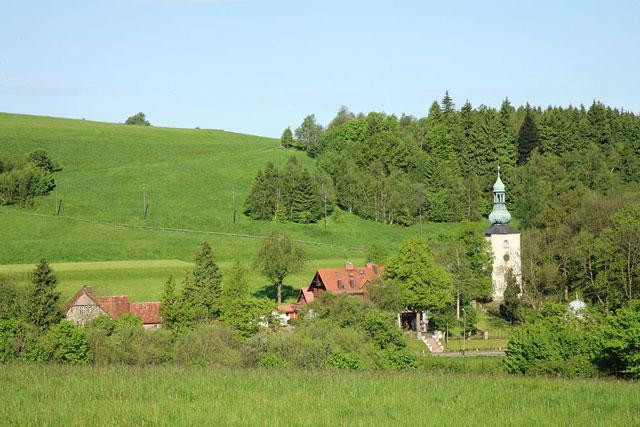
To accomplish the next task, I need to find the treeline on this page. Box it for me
[0,150,58,205]
[0,238,415,370]
[244,157,334,224]
[283,94,640,225]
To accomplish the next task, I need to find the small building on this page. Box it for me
[278,261,384,318]
[485,167,522,300]
[65,285,162,328]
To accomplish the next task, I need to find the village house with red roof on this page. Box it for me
[65,285,162,328]
[278,261,384,319]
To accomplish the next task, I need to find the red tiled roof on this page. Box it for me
[130,302,162,324]
[95,296,131,319]
[66,286,161,324]
[299,289,315,304]
[315,263,384,294]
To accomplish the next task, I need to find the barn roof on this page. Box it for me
[66,286,161,324]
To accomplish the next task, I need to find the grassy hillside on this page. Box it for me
[0,113,466,300]
[2,365,638,426]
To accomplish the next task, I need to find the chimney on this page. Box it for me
[366,261,374,269]
[346,261,354,270]
[84,285,94,294]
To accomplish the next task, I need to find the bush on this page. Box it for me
[504,303,601,377]
[327,348,364,370]
[27,150,57,173]
[125,112,150,126]
[42,321,92,364]
[173,324,242,367]
[599,300,640,377]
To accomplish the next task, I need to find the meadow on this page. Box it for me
[0,113,466,301]
[1,364,638,426]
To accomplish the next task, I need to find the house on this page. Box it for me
[65,285,162,328]
[278,261,384,319]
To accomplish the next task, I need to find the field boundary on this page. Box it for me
[9,210,368,252]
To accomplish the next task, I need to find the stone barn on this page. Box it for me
[66,285,162,328]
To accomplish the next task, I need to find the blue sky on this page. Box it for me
[1,0,639,137]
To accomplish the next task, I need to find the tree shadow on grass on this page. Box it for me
[253,284,299,302]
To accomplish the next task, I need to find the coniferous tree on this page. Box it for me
[500,269,522,324]
[26,258,62,330]
[517,104,539,164]
[291,168,321,223]
[280,127,294,148]
[181,241,223,319]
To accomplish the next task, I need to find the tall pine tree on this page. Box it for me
[181,241,223,319]
[26,258,62,330]
[517,104,539,164]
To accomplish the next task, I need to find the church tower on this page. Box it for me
[485,167,521,300]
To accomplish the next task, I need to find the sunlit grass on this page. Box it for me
[0,364,637,426]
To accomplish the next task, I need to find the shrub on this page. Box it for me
[125,112,150,126]
[27,150,57,173]
[504,303,601,377]
[599,300,640,377]
[173,324,242,367]
[327,348,364,370]
[42,321,92,364]
[379,349,418,371]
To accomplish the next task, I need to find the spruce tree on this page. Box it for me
[517,104,539,164]
[26,258,62,330]
[181,241,223,319]
[290,168,321,223]
[499,269,521,324]
[280,127,294,148]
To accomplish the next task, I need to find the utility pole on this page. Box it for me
[322,183,327,232]
[142,184,148,219]
[462,308,466,357]
[455,247,461,321]
[232,191,237,224]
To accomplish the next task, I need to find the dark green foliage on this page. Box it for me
[500,269,522,323]
[327,349,364,370]
[41,321,92,364]
[219,296,274,338]
[384,236,455,311]
[504,303,601,377]
[254,231,306,304]
[0,153,56,205]
[27,150,57,172]
[244,157,327,224]
[181,241,223,320]
[517,104,539,164]
[173,324,243,367]
[124,112,150,126]
[25,259,62,330]
[286,94,640,228]
[599,300,640,376]
[0,279,21,320]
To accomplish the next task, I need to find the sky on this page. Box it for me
[1,0,639,137]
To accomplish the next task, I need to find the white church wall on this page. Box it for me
[486,233,522,300]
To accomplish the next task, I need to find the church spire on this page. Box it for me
[488,165,511,225]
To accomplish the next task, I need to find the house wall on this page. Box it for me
[66,294,106,325]
[486,233,521,300]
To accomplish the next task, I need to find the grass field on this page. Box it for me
[0,112,467,301]
[1,364,638,426]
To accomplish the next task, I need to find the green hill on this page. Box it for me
[0,113,464,300]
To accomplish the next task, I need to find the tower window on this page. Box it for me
[503,240,510,249]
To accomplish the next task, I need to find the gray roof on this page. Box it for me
[485,224,520,235]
